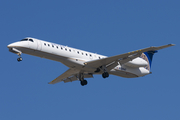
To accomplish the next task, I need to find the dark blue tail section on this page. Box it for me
[140,44,174,71]
[144,51,158,67]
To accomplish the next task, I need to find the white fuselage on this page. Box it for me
[7,37,150,78]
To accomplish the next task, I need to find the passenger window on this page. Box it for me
[57,46,58,49]
[82,53,83,55]
[69,49,71,52]
[99,57,101,59]
[48,44,50,46]
[44,43,46,46]
[65,48,67,51]
[86,53,88,56]
[90,54,92,57]
[77,51,79,54]
[29,39,34,42]
[52,45,54,47]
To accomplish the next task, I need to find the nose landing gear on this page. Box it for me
[17,53,22,62]
[17,57,22,62]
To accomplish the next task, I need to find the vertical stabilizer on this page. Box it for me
[141,51,157,71]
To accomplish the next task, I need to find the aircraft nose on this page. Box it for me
[7,43,14,48]
[7,42,20,48]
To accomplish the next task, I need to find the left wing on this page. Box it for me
[49,68,93,84]
[84,44,175,70]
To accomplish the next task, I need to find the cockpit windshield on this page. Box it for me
[20,38,34,42]
[29,39,34,42]
[21,38,28,41]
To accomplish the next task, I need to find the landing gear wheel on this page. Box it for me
[80,80,88,86]
[102,73,106,78]
[102,72,109,78]
[17,57,22,62]
[105,72,109,78]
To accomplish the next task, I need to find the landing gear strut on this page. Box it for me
[79,73,88,86]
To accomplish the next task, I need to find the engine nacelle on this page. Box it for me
[124,57,148,68]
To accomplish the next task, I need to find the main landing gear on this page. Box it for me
[102,72,109,78]
[79,73,88,86]
[80,80,88,86]
[101,66,109,79]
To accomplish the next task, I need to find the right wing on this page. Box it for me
[48,69,79,84]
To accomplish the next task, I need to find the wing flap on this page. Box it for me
[63,75,78,83]
[63,73,93,83]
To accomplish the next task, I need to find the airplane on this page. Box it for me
[7,37,175,86]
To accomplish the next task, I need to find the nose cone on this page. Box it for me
[7,42,18,48]
[7,43,15,48]
[7,41,27,48]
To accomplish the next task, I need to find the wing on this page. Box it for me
[84,44,175,70]
[48,69,79,84]
[48,68,93,84]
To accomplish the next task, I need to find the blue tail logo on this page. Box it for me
[141,51,158,71]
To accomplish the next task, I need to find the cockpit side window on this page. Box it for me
[29,39,34,42]
[21,39,28,41]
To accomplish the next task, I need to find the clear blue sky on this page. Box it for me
[1,0,179,120]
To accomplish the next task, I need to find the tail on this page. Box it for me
[141,51,158,71]
[139,44,174,71]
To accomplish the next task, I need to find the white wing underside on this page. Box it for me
[49,68,93,84]
[49,44,174,84]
